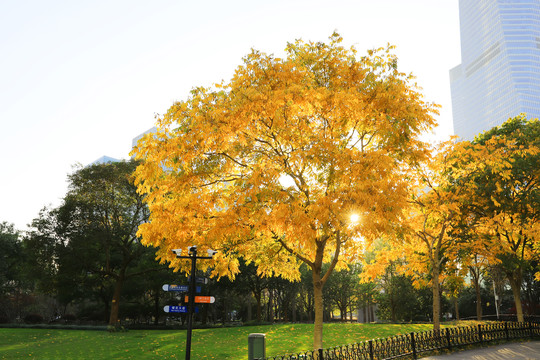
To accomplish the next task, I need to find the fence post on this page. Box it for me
[505,321,509,341]
[368,340,374,360]
[445,328,452,351]
[529,322,533,339]
[478,324,483,344]
[318,348,324,360]
[410,332,417,360]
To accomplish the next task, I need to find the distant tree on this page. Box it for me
[0,222,21,293]
[373,260,418,322]
[443,270,465,321]
[298,264,315,322]
[364,141,471,331]
[457,115,540,322]
[230,260,270,322]
[356,281,378,323]
[324,264,361,320]
[117,249,176,324]
[23,208,62,299]
[268,275,298,322]
[467,254,489,320]
[520,263,540,316]
[51,160,161,326]
[458,285,495,319]
[0,222,23,321]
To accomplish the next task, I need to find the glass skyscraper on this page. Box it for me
[450,0,540,140]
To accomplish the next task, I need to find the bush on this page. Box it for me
[107,325,128,332]
[0,315,9,324]
[24,313,44,324]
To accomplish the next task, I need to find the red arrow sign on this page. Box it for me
[185,296,215,304]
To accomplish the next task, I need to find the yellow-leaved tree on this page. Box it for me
[363,141,466,331]
[363,140,504,331]
[365,117,539,329]
[132,33,437,350]
[453,116,540,322]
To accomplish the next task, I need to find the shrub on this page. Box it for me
[107,324,128,332]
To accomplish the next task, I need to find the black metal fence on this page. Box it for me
[264,321,540,360]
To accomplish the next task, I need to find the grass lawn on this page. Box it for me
[0,323,437,360]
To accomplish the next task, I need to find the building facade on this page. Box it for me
[450,0,540,140]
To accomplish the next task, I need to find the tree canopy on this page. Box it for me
[133,33,438,349]
[24,160,165,326]
[460,115,540,321]
[363,115,540,326]
[0,222,23,321]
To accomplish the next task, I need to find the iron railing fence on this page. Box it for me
[263,321,540,360]
[459,314,540,322]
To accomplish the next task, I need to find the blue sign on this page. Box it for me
[162,284,201,293]
[163,305,199,313]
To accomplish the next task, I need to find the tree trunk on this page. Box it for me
[471,268,482,320]
[453,296,460,321]
[108,271,125,326]
[508,274,524,322]
[363,307,367,323]
[390,291,397,323]
[432,263,441,331]
[313,270,324,351]
[474,282,482,321]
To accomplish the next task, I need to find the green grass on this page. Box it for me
[0,323,436,360]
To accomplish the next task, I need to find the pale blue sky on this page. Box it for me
[0,0,460,230]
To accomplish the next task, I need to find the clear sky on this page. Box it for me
[0,0,460,231]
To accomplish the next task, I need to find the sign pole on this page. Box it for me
[185,248,197,360]
[174,247,214,360]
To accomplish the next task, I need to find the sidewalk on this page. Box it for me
[422,341,540,359]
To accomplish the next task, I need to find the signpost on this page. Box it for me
[188,276,209,284]
[162,284,201,293]
[184,296,215,304]
[163,305,199,313]
[172,246,216,360]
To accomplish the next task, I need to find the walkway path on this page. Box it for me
[422,341,540,359]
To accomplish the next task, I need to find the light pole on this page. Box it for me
[174,246,216,360]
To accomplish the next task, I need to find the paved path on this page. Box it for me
[422,341,540,359]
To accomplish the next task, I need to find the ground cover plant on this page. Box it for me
[0,323,436,359]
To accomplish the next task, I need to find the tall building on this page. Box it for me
[450,0,540,140]
[132,127,157,150]
[91,155,121,165]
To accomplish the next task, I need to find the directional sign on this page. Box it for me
[162,284,201,293]
[164,305,187,313]
[163,305,199,313]
[188,276,208,284]
[185,296,215,304]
